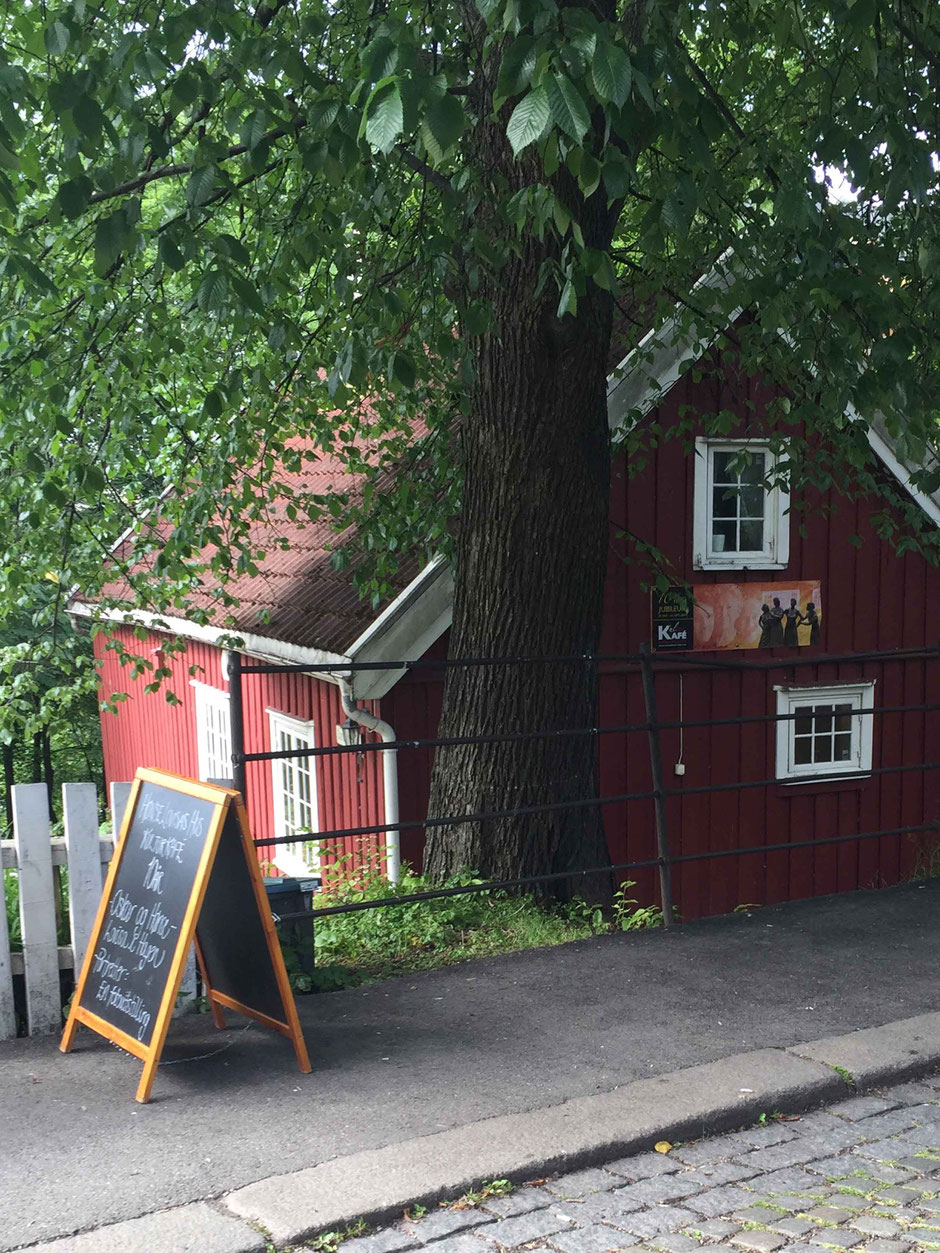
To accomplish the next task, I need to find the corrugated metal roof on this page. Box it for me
[88,433,430,656]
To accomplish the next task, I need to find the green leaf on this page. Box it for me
[389,351,416,387]
[307,99,340,130]
[496,35,537,104]
[547,74,591,144]
[365,81,403,154]
[557,274,577,317]
[196,268,228,312]
[239,110,267,152]
[73,94,106,142]
[361,36,398,84]
[158,235,185,272]
[506,85,550,156]
[186,165,217,207]
[424,93,464,157]
[0,142,19,171]
[44,21,70,56]
[590,41,631,108]
[94,213,126,276]
[56,176,92,218]
[232,274,265,314]
[602,155,631,198]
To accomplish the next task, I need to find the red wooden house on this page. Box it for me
[71,284,940,919]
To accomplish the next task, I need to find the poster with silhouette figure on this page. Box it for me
[692,581,822,651]
[652,582,822,651]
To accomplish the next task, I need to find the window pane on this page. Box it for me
[739,520,764,550]
[834,733,853,762]
[794,707,813,735]
[794,736,812,764]
[834,705,853,733]
[813,737,833,763]
[739,453,766,485]
[711,519,737,551]
[740,486,766,518]
[814,705,833,734]
[712,486,739,518]
[711,451,737,482]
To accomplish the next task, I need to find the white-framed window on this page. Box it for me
[268,711,320,871]
[192,682,232,782]
[693,438,790,570]
[774,682,875,782]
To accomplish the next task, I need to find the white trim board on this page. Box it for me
[69,601,352,673]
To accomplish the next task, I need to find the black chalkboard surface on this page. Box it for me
[61,769,310,1102]
[196,808,287,1026]
[78,781,217,1048]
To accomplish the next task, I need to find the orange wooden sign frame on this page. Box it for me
[61,768,310,1102]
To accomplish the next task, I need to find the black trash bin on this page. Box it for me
[263,876,320,976]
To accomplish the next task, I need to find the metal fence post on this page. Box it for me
[228,650,247,799]
[639,644,676,928]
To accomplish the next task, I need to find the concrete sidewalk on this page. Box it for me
[2,879,939,1251]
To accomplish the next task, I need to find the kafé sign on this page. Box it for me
[61,768,310,1102]
[651,587,695,651]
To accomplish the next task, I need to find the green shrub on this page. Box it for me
[279,862,670,991]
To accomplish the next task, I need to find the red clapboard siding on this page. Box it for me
[94,627,386,876]
[93,344,940,920]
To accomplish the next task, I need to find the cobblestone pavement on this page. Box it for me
[323,1074,940,1253]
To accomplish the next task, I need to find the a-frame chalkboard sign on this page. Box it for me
[61,768,310,1102]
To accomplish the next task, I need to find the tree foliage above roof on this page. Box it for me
[0,0,939,736]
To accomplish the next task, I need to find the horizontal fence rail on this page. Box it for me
[270,820,940,924]
[240,702,940,764]
[231,643,940,936]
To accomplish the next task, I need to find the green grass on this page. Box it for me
[279,863,666,992]
[4,865,70,952]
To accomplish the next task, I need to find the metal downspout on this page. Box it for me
[338,680,401,884]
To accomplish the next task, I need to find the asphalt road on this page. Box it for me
[2,879,938,1251]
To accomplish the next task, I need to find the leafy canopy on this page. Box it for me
[0,0,939,726]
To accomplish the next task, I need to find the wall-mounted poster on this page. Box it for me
[651,586,695,650]
[693,580,822,651]
[651,582,822,652]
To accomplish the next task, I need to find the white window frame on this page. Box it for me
[192,681,232,782]
[693,438,790,570]
[268,710,321,872]
[774,681,875,782]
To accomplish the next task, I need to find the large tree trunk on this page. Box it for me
[425,23,620,899]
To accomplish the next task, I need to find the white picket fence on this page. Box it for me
[1,780,195,1040]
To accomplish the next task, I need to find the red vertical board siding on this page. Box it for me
[95,627,387,874]
[94,346,940,918]
[95,626,219,789]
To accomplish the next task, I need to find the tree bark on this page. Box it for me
[425,11,620,902]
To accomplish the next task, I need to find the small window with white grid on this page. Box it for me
[693,438,790,570]
[269,711,320,871]
[775,682,875,781]
[193,683,232,782]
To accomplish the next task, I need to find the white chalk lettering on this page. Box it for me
[142,856,165,894]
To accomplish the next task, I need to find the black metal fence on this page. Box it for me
[227,644,940,928]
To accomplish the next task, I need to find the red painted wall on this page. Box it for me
[93,352,940,918]
[94,627,386,878]
[382,356,940,917]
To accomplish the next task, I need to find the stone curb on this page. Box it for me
[10,1203,267,1253]
[785,1011,940,1089]
[16,1013,940,1253]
